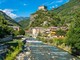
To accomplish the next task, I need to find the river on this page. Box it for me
[22,38,79,60]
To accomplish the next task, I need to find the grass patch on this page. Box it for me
[5,40,23,60]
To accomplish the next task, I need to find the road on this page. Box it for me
[17,38,79,60]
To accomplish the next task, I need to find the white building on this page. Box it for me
[32,28,39,38]
[32,27,45,38]
[38,6,47,11]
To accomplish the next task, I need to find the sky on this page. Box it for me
[0,0,69,18]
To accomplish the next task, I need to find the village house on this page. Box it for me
[31,26,68,38]
[9,26,20,31]
[32,27,45,38]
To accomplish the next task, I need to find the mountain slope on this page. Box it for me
[27,0,80,28]
[54,0,80,15]
[0,11,20,26]
[53,0,80,26]
[18,18,30,29]
[14,17,29,22]
[30,10,61,27]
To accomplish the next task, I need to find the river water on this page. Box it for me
[24,38,79,60]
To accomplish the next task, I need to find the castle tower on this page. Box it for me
[38,6,47,11]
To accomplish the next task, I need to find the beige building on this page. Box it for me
[31,26,68,38]
[32,28,39,38]
[38,6,47,11]
[32,27,45,38]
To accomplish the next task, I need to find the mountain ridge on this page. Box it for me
[14,17,29,22]
[18,17,30,29]
[0,11,20,26]
[54,0,80,15]
[29,0,80,27]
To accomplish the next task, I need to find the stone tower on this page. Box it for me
[38,6,47,11]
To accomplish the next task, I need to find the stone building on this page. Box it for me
[32,27,45,38]
[38,6,47,11]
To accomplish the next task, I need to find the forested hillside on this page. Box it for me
[19,18,30,29]
[55,0,80,14]
[30,10,61,27]
[54,0,80,56]
[54,0,80,26]
[0,11,23,38]
[0,11,20,26]
[14,17,29,22]
[30,0,80,28]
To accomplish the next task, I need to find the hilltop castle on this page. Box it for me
[38,6,47,11]
[29,6,47,26]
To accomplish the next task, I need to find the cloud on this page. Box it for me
[50,4,58,9]
[23,3,27,6]
[42,1,54,6]
[42,2,49,5]
[0,9,17,18]
[51,6,55,8]
[47,0,63,6]
[48,1,54,5]
[57,0,63,2]
[55,4,58,7]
